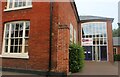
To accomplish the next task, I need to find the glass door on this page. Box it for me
[84,46,92,60]
[101,46,107,61]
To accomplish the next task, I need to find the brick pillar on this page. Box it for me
[56,25,69,74]
[107,21,114,62]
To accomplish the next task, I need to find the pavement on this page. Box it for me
[1,61,119,76]
[2,71,35,75]
[71,61,119,75]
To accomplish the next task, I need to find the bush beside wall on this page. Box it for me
[114,54,120,61]
[69,44,85,73]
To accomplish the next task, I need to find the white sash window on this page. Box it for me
[4,0,32,11]
[2,21,30,58]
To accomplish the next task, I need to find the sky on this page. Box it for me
[74,0,120,29]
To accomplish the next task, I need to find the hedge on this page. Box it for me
[69,44,85,73]
[114,54,120,61]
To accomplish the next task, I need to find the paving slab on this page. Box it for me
[71,61,119,75]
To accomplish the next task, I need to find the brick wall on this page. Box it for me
[0,1,2,55]
[51,2,78,73]
[114,46,120,54]
[1,2,79,74]
[1,2,51,71]
[0,1,2,66]
[107,20,114,62]
[117,46,120,54]
[78,22,81,45]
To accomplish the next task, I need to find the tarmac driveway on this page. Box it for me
[71,61,119,75]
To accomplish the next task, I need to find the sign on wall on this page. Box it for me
[82,38,93,46]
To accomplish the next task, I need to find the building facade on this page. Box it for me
[113,37,120,55]
[80,16,114,62]
[0,1,79,74]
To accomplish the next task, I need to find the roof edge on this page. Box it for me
[71,1,80,22]
[80,15,114,22]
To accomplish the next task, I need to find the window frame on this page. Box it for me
[2,21,30,59]
[81,22,108,46]
[74,29,77,43]
[70,23,74,43]
[113,47,117,54]
[4,0,32,12]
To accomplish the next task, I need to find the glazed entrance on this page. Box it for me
[81,22,108,61]
[84,46,107,61]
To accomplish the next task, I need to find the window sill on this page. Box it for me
[4,5,32,12]
[0,53,29,59]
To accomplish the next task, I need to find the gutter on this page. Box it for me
[47,0,53,76]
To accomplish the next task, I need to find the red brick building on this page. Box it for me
[113,37,120,54]
[0,0,80,75]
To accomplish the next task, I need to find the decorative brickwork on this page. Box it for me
[56,25,69,73]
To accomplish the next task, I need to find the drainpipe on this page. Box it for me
[47,0,53,76]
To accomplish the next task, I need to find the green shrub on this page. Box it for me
[69,44,85,73]
[114,54,120,61]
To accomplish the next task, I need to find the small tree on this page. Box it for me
[69,44,85,73]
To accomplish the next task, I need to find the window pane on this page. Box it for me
[27,0,32,6]
[19,23,23,30]
[6,24,10,31]
[15,0,19,7]
[104,34,107,37]
[19,31,23,37]
[15,31,18,37]
[10,46,14,53]
[25,46,28,53]
[74,29,76,43]
[11,23,15,31]
[5,39,9,45]
[113,48,117,54]
[5,46,8,53]
[14,46,18,53]
[11,39,14,45]
[11,31,14,37]
[19,0,23,7]
[9,0,13,8]
[100,38,103,45]
[25,30,29,37]
[104,38,107,44]
[70,24,73,42]
[11,23,15,37]
[15,39,18,45]
[5,31,9,37]
[26,22,30,29]
[15,23,19,30]
[25,38,28,45]
[23,0,26,6]
[19,23,23,37]
[19,46,22,53]
[19,38,22,45]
